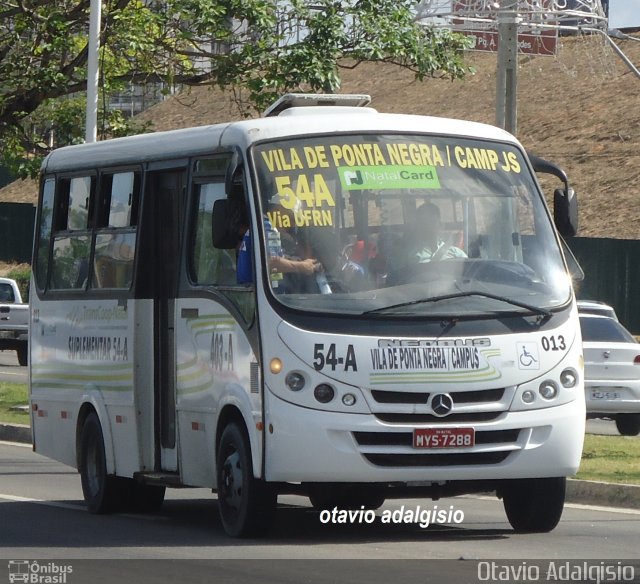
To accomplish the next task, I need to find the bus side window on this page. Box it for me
[50,176,94,290]
[68,176,93,230]
[191,181,238,286]
[92,171,139,289]
[35,178,55,291]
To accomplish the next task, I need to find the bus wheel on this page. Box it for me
[615,414,640,436]
[216,422,276,537]
[501,477,565,533]
[79,412,124,514]
[309,485,386,511]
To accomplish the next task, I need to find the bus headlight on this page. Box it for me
[342,393,357,406]
[285,371,306,392]
[522,390,536,404]
[539,380,559,400]
[314,384,335,403]
[269,358,282,374]
[560,368,578,388]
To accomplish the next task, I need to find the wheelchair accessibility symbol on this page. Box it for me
[517,342,540,370]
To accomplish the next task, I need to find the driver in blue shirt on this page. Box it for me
[237,215,321,287]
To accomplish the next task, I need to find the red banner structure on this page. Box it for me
[452,0,559,56]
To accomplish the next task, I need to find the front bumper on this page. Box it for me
[264,394,585,483]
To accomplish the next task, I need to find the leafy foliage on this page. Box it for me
[0,0,472,177]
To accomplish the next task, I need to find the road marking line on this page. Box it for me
[564,502,640,515]
[0,492,167,520]
[0,440,31,448]
[0,493,85,512]
[470,494,640,515]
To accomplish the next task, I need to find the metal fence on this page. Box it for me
[568,237,640,334]
[0,203,35,265]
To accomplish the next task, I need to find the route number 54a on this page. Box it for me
[313,343,358,372]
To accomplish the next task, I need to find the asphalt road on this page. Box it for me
[3,357,636,580]
[1,441,640,584]
[587,418,621,436]
[1,350,638,580]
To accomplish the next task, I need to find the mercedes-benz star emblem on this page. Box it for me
[431,393,454,417]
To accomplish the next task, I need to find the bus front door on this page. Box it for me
[145,168,186,472]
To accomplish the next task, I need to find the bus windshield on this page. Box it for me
[252,133,570,317]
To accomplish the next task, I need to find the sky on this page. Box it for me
[608,0,640,29]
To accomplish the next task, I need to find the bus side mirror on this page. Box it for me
[554,187,578,238]
[212,198,246,249]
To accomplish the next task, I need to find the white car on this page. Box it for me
[577,299,618,321]
[580,313,640,436]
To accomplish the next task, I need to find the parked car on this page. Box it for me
[0,277,29,366]
[580,313,640,436]
[577,299,618,321]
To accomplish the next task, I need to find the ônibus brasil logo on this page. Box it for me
[8,561,73,584]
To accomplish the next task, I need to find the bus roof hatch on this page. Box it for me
[264,93,372,117]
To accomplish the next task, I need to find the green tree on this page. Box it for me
[0,0,471,177]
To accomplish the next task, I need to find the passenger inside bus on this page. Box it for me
[339,239,379,291]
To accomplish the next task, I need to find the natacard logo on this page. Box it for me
[339,165,440,191]
[8,561,73,584]
[343,170,363,186]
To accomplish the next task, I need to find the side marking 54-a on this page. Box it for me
[313,343,358,372]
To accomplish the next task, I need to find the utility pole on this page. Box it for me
[85,0,101,143]
[495,0,520,135]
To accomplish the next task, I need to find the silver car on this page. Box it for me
[581,314,640,436]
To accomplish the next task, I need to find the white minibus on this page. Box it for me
[30,93,584,537]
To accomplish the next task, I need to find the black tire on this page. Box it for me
[309,485,386,511]
[216,422,276,537]
[79,412,125,514]
[616,414,640,436]
[17,344,27,366]
[502,477,566,533]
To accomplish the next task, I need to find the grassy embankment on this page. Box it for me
[579,434,640,484]
[0,381,30,425]
[2,381,640,483]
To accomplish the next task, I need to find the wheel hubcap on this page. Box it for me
[221,450,243,512]
[86,438,100,496]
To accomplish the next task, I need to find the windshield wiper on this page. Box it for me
[363,290,552,321]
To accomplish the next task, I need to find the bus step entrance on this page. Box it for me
[134,471,184,488]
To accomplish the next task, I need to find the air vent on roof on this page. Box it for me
[264,93,372,117]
